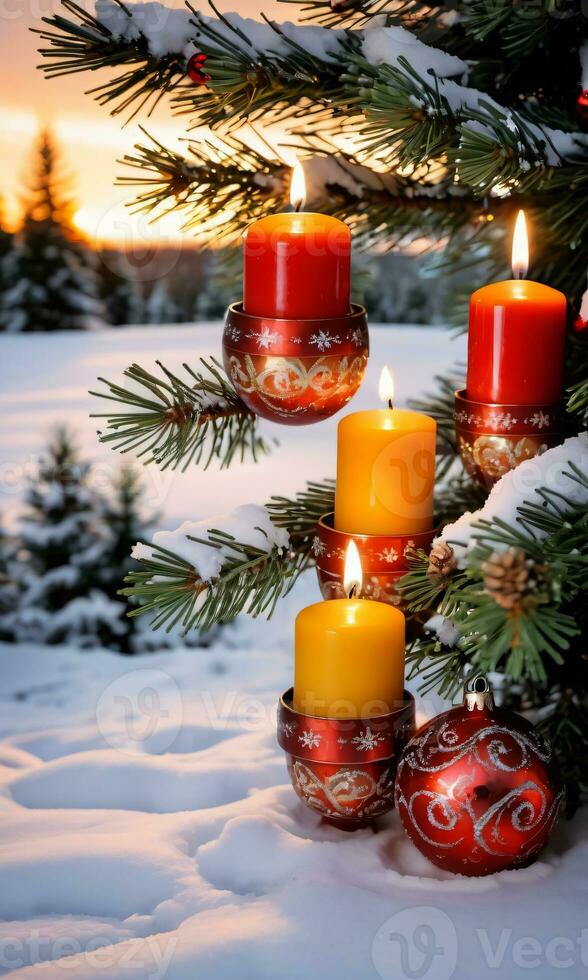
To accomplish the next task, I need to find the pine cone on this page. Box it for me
[427,542,457,582]
[483,548,531,610]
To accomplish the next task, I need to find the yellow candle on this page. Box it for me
[293,543,405,718]
[334,368,436,536]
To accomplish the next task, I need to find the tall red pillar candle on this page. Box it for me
[243,163,351,319]
[467,212,567,405]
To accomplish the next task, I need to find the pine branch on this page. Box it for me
[33,0,187,121]
[278,0,437,29]
[38,0,587,179]
[568,377,588,426]
[122,479,335,632]
[461,0,585,58]
[399,461,588,694]
[90,356,271,470]
[118,129,488,247]
[172,5,357,130]
[118,129,286,242]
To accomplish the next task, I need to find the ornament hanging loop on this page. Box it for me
[464,674,494,712]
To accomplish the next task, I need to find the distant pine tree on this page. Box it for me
[0,198,15,324]
[0,519,19,641]
[194,249,237,321]
[97,251,145,326]
[96,465,157,653]
[1,130,104,332]
[14,428,125,648]
[145,281,179,324]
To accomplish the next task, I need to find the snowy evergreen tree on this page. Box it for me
[145,281,179,324]
[96,465,157,653]
[1,130,104,333]
[14,428,125,648]
[0,197,14,319]
[97,251,144,326]
[0,519,19,641]
[194,250,235,321]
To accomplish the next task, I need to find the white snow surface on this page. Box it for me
[95,0,346,61]
[1,325,587,978]
[132,504,290,581]
[362,23,467,79]
[437,433,588,566]
[95,1,465,78]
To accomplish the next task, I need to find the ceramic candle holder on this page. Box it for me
[454,389,563,489]
[222,302,369,426]
[313,512,436,609]
[277,688,416,830]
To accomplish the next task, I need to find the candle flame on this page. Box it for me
[343,540,362,598]
[512,210,529,280]
[378,366,395,406]
[290,160,306,212]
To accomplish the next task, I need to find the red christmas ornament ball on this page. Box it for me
[187,52,211,85]
[576,89,588,123]
[394,678,564,876]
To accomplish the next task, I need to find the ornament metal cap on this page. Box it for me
[464,674,494,712]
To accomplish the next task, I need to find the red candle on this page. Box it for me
[243,162,351,319]
[467,212,567,405]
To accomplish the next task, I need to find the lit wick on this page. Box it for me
[343,540,362,600]
[290,160,306,215]
[378,365,395,411]
[512,210,529,281]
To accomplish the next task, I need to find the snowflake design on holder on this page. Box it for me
[455,409,483,427]
[377,546,399,565]
[487,412,518,431]
[351,727,385,751]
[312,535,326,558]
[246,326,281,350]
[299,729,322,749]
[309,330,341,352]
[225,325,241,343]
[279,721,297,738]
[347,327,365,348]
[524,411,550,429]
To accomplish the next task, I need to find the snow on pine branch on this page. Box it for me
[93,0,586,169]
[132,504,290,582]
[437,434,588,567]
[94,0,468,78]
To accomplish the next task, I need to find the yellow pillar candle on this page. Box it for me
[293,543,406,718]
[334,367,436,536]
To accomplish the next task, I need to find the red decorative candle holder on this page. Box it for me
[313,512,436,608]
[277,688,416,829]
[222,302,368,426]
[455,389,563,490]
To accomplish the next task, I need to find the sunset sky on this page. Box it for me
[0,0,285,244]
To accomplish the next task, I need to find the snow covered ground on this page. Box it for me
[0,324,587,980]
